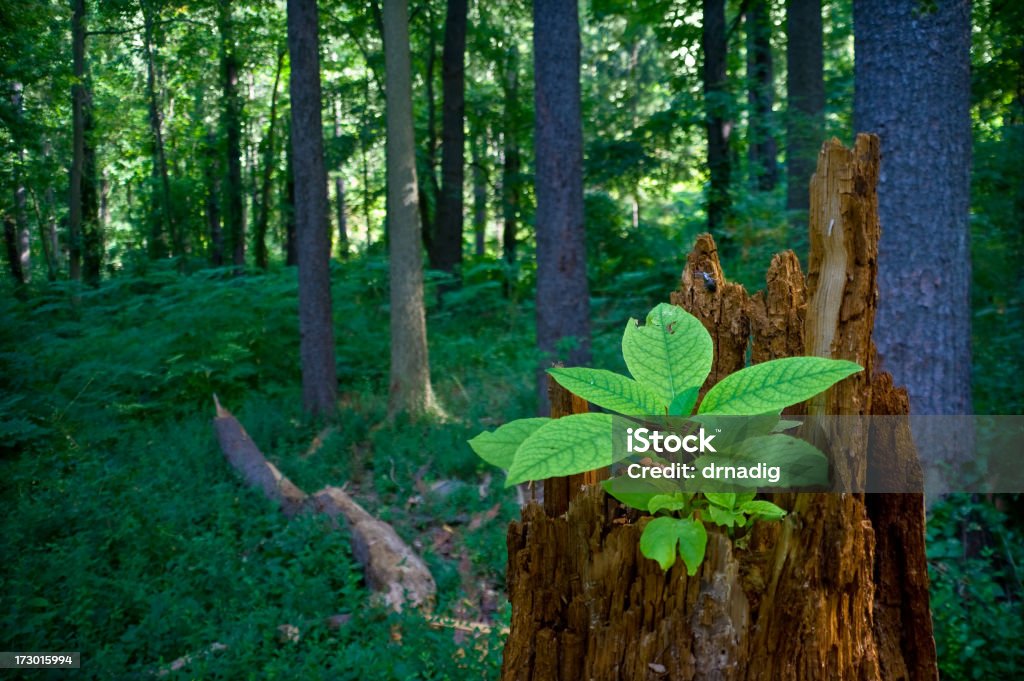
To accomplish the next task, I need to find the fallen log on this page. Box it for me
[211,395,436,612]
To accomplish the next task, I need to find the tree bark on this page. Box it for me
[82,96,101,286]
[533,0,591,414]
[383,0,441,417]
[284,123,298,267]
[470,129,487,256]
[785,0,825,232]
[255,49,285,271]
[219,0,245,272]
[854,0,973,422]
[431,0,468,276]
[287,0,338,417]
[703,0,732,241]
[501,47,521,267]
[69,0,86,282]
[746,0,777,191]
[500,136,937,681]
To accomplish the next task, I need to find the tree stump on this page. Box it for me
[501,135,936,681]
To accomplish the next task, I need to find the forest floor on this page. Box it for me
[1,256,1020,679]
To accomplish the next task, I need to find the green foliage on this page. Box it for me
[927,495,1024,680]
[471,302,858,573]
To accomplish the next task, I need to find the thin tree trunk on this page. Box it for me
[533,0,591,414]
[470,130,487,257]
[219,0,245,272]
[785,0,824,231]
[746,0,777,190]
[142,0,173,259]
[333,97,349,258]
[205,129,224,266]
[255,49,285,271]
[854,0,973,424]
[432,0,468,276]
[10,82,31,284]
[69,0,86,282]
[702,0,732,241]
[420,12,440,262]
[82,102,101,286]
[283,122,298,267]
[501,47,520,266]
[383,0,441,417]
[287,0,338,417]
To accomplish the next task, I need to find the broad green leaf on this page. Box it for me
[675,517,708,576]
[505,413,615,486]
[640,517,681,570]
[648,493,690,515]
[698,357,862,415]
[740,500,787,520]
[735,492,757,505]
[732,434,829,487]
[668,387,700,416]
[622,304,713,407]
[468,418,549,470]
[705,492,736,509]
[602,476,679,511]
[707,504,741,528]
[640,516,708,575]
[772,419,803,432]
[548,367,663,416]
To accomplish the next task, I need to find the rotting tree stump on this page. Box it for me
[501,135,937,681]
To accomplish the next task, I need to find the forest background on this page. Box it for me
[0,0,1021,678]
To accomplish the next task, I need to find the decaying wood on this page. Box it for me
[542,374,595,517]
[312,486,436,611]
[501,135,937,681]
[212,396,436,612]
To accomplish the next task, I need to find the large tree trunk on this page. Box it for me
[431,0,468,276]
[287,0,338,417]
[219,0,245,272]
[854,0,973,423]
[746,0,777,191]
[205,129,224,266]
[702,0,732,242]
[383,0,441,417]
[255,49,285,271]
[501,47,521,267]
[283,123,298,267]
[142,0,173,259]
[69,0,86,282]
[785,0,825,233]
[500,136,937,681]
[533,0,590,414]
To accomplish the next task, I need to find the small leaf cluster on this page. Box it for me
[469,303,862,572]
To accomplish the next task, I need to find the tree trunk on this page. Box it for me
[470,130,487,257]
[432,0,468,276]
[501,47,521,267]
[205,129,224,266]
[142,0,173,259]
[420,12,440,261]
[284,123,298,267]
[785,0,824,232]
[255,49,285,271]
[500,136,937,681]
[219,0,245,272]
[533,0,590,414]
[746,0,777,191]
[81,108,101,286]
[287,0,338,417]
[69,0,86,282]
[333,98,349,258]
[383,0,441,417]
[10,82,31,286]
[702,0,732,241]
[854,0,973,422]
